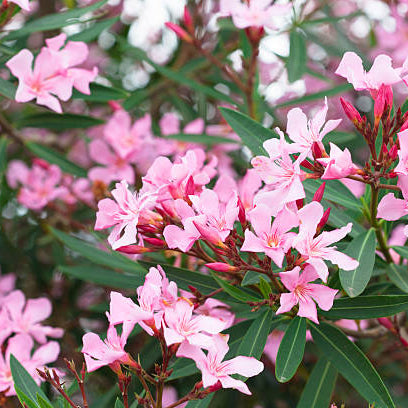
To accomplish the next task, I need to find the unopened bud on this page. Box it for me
[116,245,153,254]
[33,158,50,169]
[296,199,304,209]
[183,6,194,32]
[237,197,246,225]
[340,97,362,128]
[378,317,394,331]
[192,221,226,248]
[311,142,324,159]
[108,100,122,111]
[143,237,166,247]
[317,207,331,231]
[165,22,193,43]
[205,262,239,273]
[389,144,398,160]
[313,182,325,202]
[185,175,195,196]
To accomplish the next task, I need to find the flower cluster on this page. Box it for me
[82,265,263,396]
[0,273,62,396]
[6,33,97,113]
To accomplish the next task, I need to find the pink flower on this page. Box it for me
[162,387,187,408]
[241,205,298,267]
[335,52,402,93]
[95,181,158,250]
[6,160,67,210]
[2,290,64,344]
[251,141,306,206]
[189,189,239,244]
[377,175,408,221]
[104,111,153,159]
[9,0,30,10]
[222,0,291,30]
[177,334,264,395]
[82,324,133,373]
[293,201,358,282]
[0,334,60,396]
[317,143,358,179]
[394,129,408,176]
[88,139,135,185]
[276,265,338,324]
[109,266,178,335]
[163,298,226,349]
[0,273,16,304]
[285,98,341,157]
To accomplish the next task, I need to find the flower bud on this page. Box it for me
[317,207,331,232]
[165,22,193,44]
[378,317,393,331]
[313,182,325,202]
[108,100,122,111]
[116,245,153,254]
[340,97,362,128]
[205,262,239,272]
[184,6,194,32]
[143,237,166,247]
[237,196,246,225]
[389,144,398,160]
[192,221,226,248]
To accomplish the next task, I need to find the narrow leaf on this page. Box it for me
[296,357,337,408]
[310,322,395,408]
[0,77,16,99]
[25,142,87,177]
[69,17,119,43]
[211,272,260,303]
[339,228,376,297]
[165,133,238,146]
[287,30,307,83]
[275,317,306,383]
[219,107,277,156]
[388,263,408,293]
[17,113,104,130]
[185,395,214,408]
[72,83,128,102]
[320,295,408,319]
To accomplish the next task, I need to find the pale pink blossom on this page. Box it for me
[2,290,64,344]
[285,98,341,157]
[6,160,67,210]
[82,324,133,372]
[189,189,239,244]
[276,265,338,324]
[0,273,16,304]
[162,387,187,408]
[293,201,358,282]
[0,334,59,396]
[177,334,264,395]
[241,205,298,267]
[335,52,402,93]
[394,129,408,176]
[163,298,226,349]
[95,181,158,250]
[377,175,408,221]
[317,143,358,179]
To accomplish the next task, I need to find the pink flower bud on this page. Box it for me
[378,317,393,330]
[185,175,195,196]
[389,144,398,160]
[340,97,362,128]
[184,6,194,31]
[205,263,239,272]
[313,182,325,202]
[116,245,153,254]
[237,197,246,225]
[143,237,166,247]
[165,22,193,43]
[108,101,122,111]
[317,207,331,231]
[192,221,226,248]
[311,142,324,159]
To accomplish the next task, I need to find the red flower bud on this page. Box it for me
[377,317,394,331]
[317,207,331,231]
[311,142,324,159]
[165,22,193,43]
[313,182,325,202]
[296,199,304,209]
[142,237,166,247]
[389,144,398,160]
[237,196,246,225]
[183,6,194,31]
[340,97,362,128]
[116,245,153,254]
[205,262,239,272]
[108,100,122,111]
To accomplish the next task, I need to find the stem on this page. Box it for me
[370,186,393,263]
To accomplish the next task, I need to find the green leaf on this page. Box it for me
[388,264,408,293]
[327,205,364,238]
[340,229,376,297]
[310,322,395,408]
[72,83,128,102]
[0,136,9,175]
[296,357,337,408]
[49,227,145,275]
[165,133,238,146]
[237,310,280,359]
[17,113,104,130]
[25,142,87,177]
[59,264,143,289]
[185,395,214,408]
[14,386,38,408]
[36,394,54,408]
[211,272,260,303]
[392,246,408,260]
[4,0,109,40]
[275,83,352,109]
[275,317,306,383]
[287,30,307,83]
[320,295,408,319]
[114,399,124,408]
[69,17,119,42]
[0,77,16,99]
[11,355,52,408]
[259,277,272,298]
[219,107,277,156]
[129,48,236,104]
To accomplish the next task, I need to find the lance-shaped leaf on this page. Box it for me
[310,322,395,408]
[320,295,408,319]
[340,229,376,297]
[17,113,104,130]
[388,264,408,293]
[296,357,337,408]
[287,30,307,83]
[275,317,306,383]
[211,272,260,303]
[219,107,277,156]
